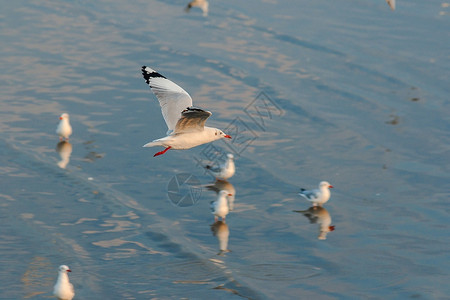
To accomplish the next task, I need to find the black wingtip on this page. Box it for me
[141,66,166,85]
[182,107,208,113]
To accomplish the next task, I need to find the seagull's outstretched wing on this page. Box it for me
[142,66,193,133]
[174,107,212,134]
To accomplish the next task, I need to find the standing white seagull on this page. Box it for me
[298,181,333,207]
[141,66,231,157]
[205,153,235,180]
[56,113,72,141]
[53,265,75,300]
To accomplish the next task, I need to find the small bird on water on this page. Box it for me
[205,153,235,180]
[53,265,75,300]
[56,113,72,141]
[298,181,333,207]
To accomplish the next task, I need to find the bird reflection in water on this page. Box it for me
[55,141,72,169]
[205,180,235,254]
[210,220,231,255]
[294,206,335,240]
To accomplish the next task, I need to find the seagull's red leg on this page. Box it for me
[153,146,171,157]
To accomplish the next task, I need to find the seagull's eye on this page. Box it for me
[215,132,218,136]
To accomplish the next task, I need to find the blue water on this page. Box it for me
[0,0,449,299]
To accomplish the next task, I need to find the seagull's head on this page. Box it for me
[214,129,231,140]
[58,265,72,273]
[59,113,70,121]
[227,153,234,159]
[319,181,333,189]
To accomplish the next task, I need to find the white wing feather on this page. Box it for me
[142,66,193,133]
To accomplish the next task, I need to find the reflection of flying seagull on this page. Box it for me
[185,0,209,16]
[386,0,395,11]
[53,265,75,300]
[298,181,333,207]
[294,206,335,240]
[211,190,231,221]
[56,113,72,141]
[141,66,231,157]
[205,153,235,180]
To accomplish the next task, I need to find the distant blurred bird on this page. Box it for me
[185,0,209,16]
[205,153,235,180]
[298,181,333,207]
[294,206,335,240]
[53,265,75,300]
[56,113,72,141]
[386,0,395,11]
[211,190,232,221]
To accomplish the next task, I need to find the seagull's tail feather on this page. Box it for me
[143,140,164,148]
[298,193,308,199]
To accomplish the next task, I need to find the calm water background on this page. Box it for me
[1,0,449,299]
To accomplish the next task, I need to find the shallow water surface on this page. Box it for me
[0,0,449,299]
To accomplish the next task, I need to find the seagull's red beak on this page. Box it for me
[67,269,72,272]
[59,117,63,120]
[329,226,335,231]
[224,135,232,139]
[329,185,334,188]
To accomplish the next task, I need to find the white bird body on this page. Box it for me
[206,153,235,180]
[211,190,231,221]
[56,113,72,141]
[143,126,225,150]
[298,181,333,207]
[141,66,231,157]
[53,265,75,300]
